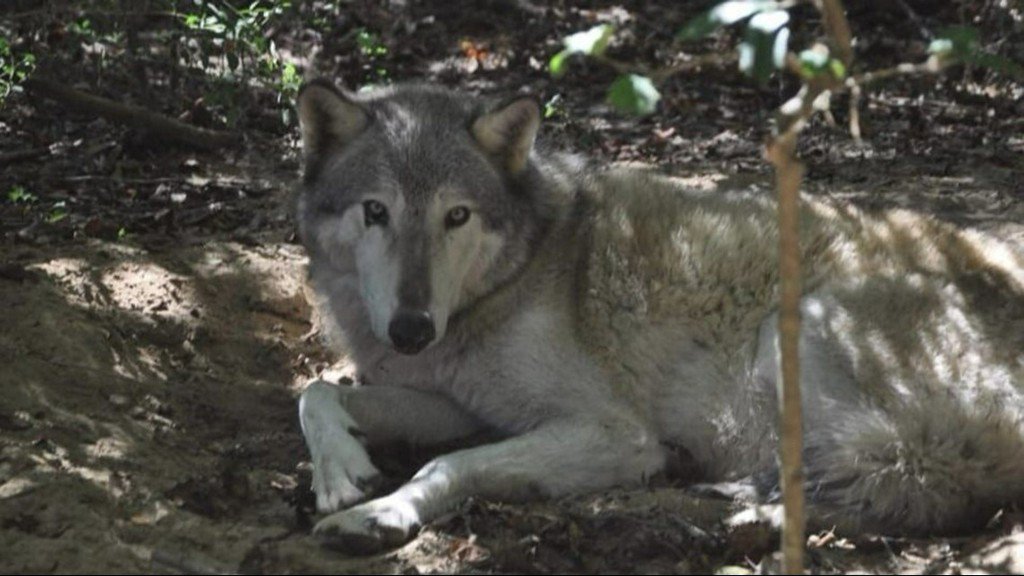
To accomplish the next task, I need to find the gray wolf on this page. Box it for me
[294,79,1024,552]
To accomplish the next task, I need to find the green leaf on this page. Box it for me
[966,51,1024,80]
[715,566,753,576]
[929,25,1023,80]
[934,25,980,57]
[606,74,661,115]
[798,48,845,80]
[715,0,780,25]
[676,11,720,41]
[551,24,614,78]
[549,49,570,78]
[738,10,789,85]
[829,58,847,80]
[7,185,36,204]
[798,48,829,74]
[47,207,67,223]
[543,94,562,119]
[677,0,780,41]
[928,38,954,56]
[772,26,789,68]
[563,24,614,57]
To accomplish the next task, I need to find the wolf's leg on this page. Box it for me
[337,383,485,446]
[312,417,665,552]
[299,380,483,513]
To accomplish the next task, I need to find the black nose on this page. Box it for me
[387,310,436,355]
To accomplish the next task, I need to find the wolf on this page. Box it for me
[293,78,1024,552]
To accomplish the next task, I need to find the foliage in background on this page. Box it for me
[0,38,36,106]
[6,186,37,205]
[175,0,301,126]
[553,0,1024,118]
[355,27,390,85]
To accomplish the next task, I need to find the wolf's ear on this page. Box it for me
[297,79,369,158]
[472,97,540,174]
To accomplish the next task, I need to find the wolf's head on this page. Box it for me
[296,80,556,355]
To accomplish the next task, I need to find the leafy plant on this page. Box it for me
[677,0,839,86]
[548,23,661,115]
[7,186,37,204]
[47,201,68,224]
[549,24,614,78]
[682,1,1022,84]
[551,0,1024,116]
[543,94,564,119]
[928,25,1024,79]
[356,28,388,57]
[0,39,36,105]
[176,0,299,125]
[607,74,661,116]
[355,28,390,84]
[179,0,289,72]
[67,18,96,40]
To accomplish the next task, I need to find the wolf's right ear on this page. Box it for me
[296,79,369,158]
[472,97,541,174]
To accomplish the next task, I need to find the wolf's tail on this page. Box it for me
[804,398,1024,535]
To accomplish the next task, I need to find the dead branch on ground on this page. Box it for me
[24,78,240,152]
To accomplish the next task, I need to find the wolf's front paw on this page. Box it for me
[310,432,382,513]
[313,496,421,554]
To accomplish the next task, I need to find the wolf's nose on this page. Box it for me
[388,311,436,355]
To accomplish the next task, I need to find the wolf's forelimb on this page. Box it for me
[334,383,484,446]
[313,417,667,552]
[300,381,382,512]
[299,380,485,513]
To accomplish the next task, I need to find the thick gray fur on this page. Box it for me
[294,79,1024,552]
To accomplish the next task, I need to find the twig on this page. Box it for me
[650,53,738,83]
[593,54,651,76]
[845,57,948,141]
[851,57,946,87]
[23,78,240,152]
[0,147,51,167]
[816,0,854,68]
[60,175,186,184]
[150,548,233,575]
[773,2,855,574]
[593,52,738,83]
[896,0,933,40]
[848,81,863,143]
[768,126,806,576]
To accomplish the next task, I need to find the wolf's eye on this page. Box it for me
[445,206,471,229]
[363,200,389,227]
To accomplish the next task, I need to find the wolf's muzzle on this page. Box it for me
[388,310,436,355]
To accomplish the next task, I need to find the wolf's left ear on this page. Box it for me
[472,97,541,174]
[296,79,369,158]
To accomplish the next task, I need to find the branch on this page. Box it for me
[850,56,946,86]
[816,0,854,67]
[767,129,806,576]
[23,78,240,152]
[771,2,856,573]
[592,52,738,84]
[0,146,51,167]
[650,53,738,83]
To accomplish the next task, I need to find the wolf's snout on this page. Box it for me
[388,311,436,355]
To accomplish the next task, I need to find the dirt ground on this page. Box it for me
[2,1,1024,573]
